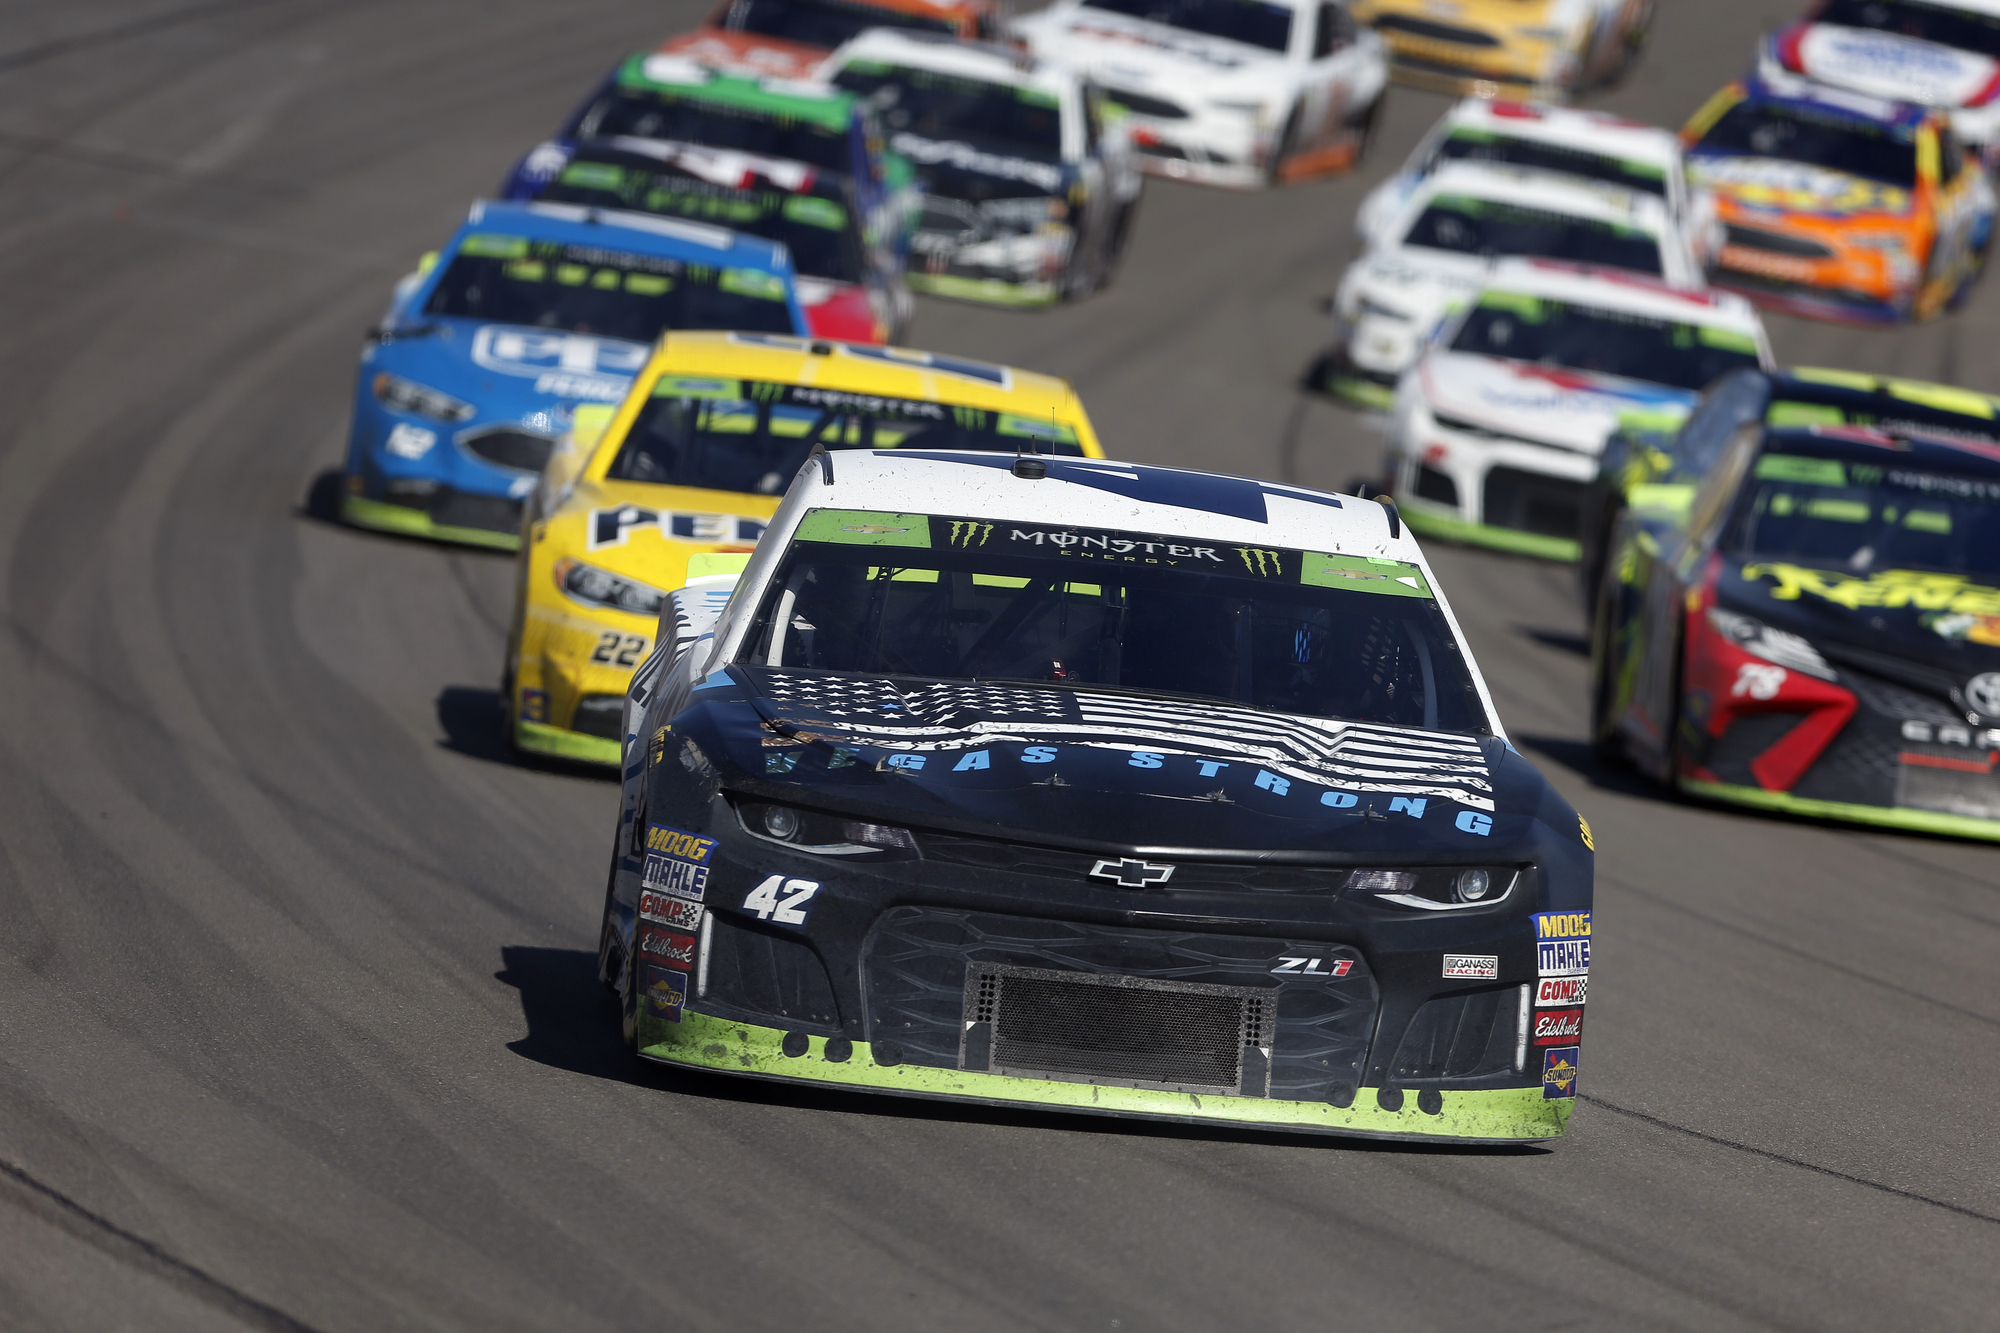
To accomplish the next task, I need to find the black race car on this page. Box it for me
[598,449,1594,1143]
[1589,367,2000,838]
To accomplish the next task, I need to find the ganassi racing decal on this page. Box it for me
[751,670,1497,809]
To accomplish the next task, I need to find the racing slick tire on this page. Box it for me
[1586,575,1624,762]
[1345,94,1384,169]
[596,853,624,994]
[1095,196,1141,293]
[1264,103,1303,188]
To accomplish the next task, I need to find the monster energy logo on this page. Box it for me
[948,520,994,547]
[748,380,786,402]
[1235,547,1284,577]
[951,406,991,429]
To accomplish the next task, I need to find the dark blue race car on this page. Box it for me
[340,200,807,550]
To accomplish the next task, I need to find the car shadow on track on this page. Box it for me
[435,686,615,781]
[1512,734,1667,801]
[496,944,1548,1156]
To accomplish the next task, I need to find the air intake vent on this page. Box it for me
[1724,223,1835,260]
[460,428,555,473]
[960,964,1273,1096]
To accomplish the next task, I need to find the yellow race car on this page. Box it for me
[1353,0,1651,101]
[503,330,1105,763]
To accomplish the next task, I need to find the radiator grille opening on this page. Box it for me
[961,965,1273,1096]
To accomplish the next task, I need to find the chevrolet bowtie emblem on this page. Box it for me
[1089,858,1174,888]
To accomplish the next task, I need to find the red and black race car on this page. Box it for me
[1589,366,2000,838]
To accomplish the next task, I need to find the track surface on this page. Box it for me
[1,2,1997,1328]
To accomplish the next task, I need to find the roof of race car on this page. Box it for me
[1806,0,2000,22]
[1705,70,1934,133]
[1439,100,1681,169]
[1767,367,2000,436]
[1476,258,1764,330]
[455,199,792,268]
[824,28,1071,98]
[615,51,856,129]
[559,137,839,196]
[1404,161,1672,230]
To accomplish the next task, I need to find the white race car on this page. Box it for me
[1759,0,2000,164]
[1356,98,1720,263]
[823,30,1144,304]
[1013,0,1390,188]
[1327,161,1705,408]
[1382,258,1772,560]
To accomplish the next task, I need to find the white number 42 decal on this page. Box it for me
[742,875,820,926]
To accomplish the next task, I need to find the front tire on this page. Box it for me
[1264,104,1302,187]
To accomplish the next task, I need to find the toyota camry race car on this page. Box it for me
[656,0,1003,83]
[1327,161,1703,408]
[1589,365,2000,839]
[1759,0,2000,164]
[341,202,805,550]
[1350,0,1650,101]
[504,333,1105,762]
[508,137,910,343]
[598,450,1595,1141]
[1013,0,1389,188]
[1357,99,1720,264]
[1682,73,1995,324]
[1385,259,1770,560]
[826,31,1143,304]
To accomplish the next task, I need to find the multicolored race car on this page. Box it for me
[1013,0,1389,189]
[600,450,1595,1141]
[508,137,910,343]
[1682,71,1995,324]
[655,0,1004,83]
[341,201,804,550]
[1351,0,1651,101]
[1384,259,1770,561]
[504,333,1105,762]
[1588,366,2000,839]
[1758,0,2000,166]
[824,30,1143,305]
[500,52,916,337]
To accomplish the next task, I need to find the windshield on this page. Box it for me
[573,88,854,173]
[1449,294,1762,391]
[729,0,958,47]
[1402,194,1664,275]
[832,63,1064,159]
[1429,129,1669,199]
[533,155,862,282]
[422,234,794,339]
[741,511,1488,732]
[1726,445,2000,578]
[1079,0,1293,52]
[1815,0,2000,57]
[1694,101,1917,187]
[607,383,1085,494]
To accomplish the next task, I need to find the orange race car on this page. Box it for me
[657,0,1004,80]
[1682,71,1995,324]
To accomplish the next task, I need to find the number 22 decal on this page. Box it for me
[742,875,820,926]
[591,632,647,666]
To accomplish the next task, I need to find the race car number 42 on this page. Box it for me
[743,875,820,926]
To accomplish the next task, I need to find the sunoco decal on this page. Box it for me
[643,965,688,1022]
[1542,1046,1579,1099]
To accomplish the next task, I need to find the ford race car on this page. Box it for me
[501,52,917,329]
[1013,0,1390,188]
[505,333,1105,762]
[1351,0,1650,101]
[1357,98,1720,265]
[1590,366,2000,840]
[1759,0,2000,164]
[340,201,805,550]
[509,137,910,343]
[826,31,1144,304]
[1384,259,1770,561]
[600,449,1595,1141]
[656,0,1003,84]
[1682,72,1995,324]
[1327,161,1703,408]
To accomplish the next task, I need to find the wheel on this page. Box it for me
[1264,104,1301,187]
[595,853,624,993]
[1345,94,1383,169]
[1587,573,1624,763]
[1093,196,1141,294]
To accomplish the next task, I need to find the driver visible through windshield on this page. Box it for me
[1449,292,1763,391]
[1402,195,1664,275]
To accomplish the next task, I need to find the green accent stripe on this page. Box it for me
[639,1011,1571,1143]
[617,53,854,130]
[1400,504,1581,562]
[341,495,520,551]
[1681,779,2000,842]
[908,273,1060,307]
[1323,373,1398,411]
[514,719,621,766]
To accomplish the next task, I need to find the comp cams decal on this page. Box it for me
[639,889,704,931]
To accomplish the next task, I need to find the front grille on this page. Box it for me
[1390,51,1530,83]
[459,428,556,473]
[1135,140,1192,161]
[571,693,624,739]
[1415,464,1459,507]
[1373,15,1502,45]
[962,964,1273,1095]
[1482,466,1583,539]
[429,490,522,533]
[915,830,1352,892]
[1390,986,1525,1083]
[1102,87,1189,119]
[1724,224,1836,261]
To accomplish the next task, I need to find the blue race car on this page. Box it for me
[341,199,808,549]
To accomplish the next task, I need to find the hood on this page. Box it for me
[677,665,1574,857]
[553,477,776,588]
[1022,8,1285,95]
[382,317,647,406]
[1348,249,1486,322]
[1420,353,1698,454]
[1687,152,1912,219]
[1789,24,2000,110]
[658,29,828,80]
[891,130,1070,197]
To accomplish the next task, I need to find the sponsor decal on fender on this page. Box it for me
[643,965,688,1022]
[1535,975,1588,1007]
[1542,1045,1579,1099]
[642,825,716,903]
[1443,954,1499,979]
[1533,911,1590,977]
[639,890,704,930]
[1533,1008,1584,1046]
[638,925,699,968]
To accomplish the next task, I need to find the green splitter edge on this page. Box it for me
[1682,779,2000,843]
[342,496,521,552]
[1400,503,1581,563]
[641,1011,1572,1143]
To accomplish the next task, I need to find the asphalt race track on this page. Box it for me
[1,2,1997,1329]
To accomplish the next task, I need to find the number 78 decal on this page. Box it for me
[742,875,820,926]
